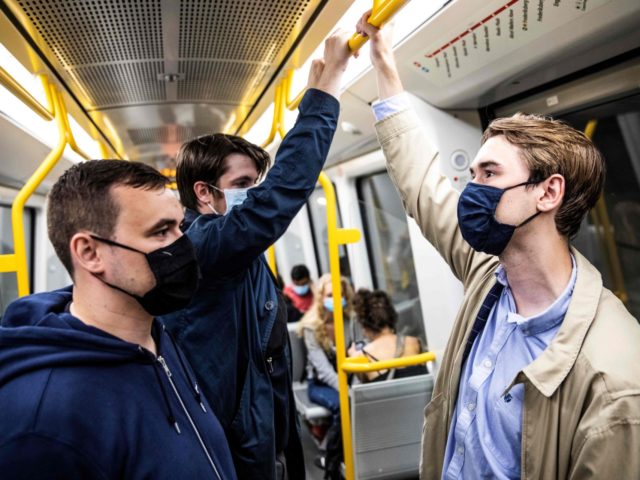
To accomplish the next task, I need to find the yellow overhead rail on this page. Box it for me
[584,120,629,304]
[0,82,67,296]
[0,66,53,121]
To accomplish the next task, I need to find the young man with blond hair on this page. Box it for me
[357,12,640,479]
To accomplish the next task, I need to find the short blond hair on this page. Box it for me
[482,113,605,238]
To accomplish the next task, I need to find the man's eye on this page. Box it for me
[155,229,168,237]
[485,171,494,178]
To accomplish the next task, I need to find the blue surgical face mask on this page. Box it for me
[208,184,250,215]
[292,284,310,296]
[457,180,541,256]
[323,297,347,313]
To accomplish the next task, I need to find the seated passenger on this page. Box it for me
[0,160,236,479]
[359,12,640,479]
[296,273,354,480]
[276,273,303,323]
[283,264,314,314]
[348,289,427,382]
[159,30,353,479]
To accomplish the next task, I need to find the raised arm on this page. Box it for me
[191,30,352,276]
[357,13,491,284]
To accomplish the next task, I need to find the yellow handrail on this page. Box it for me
[342,351,436,373]
[283,69,305,112]
[584,120,628,304]
[348,0,410,52]
[0,65,54,121]
[261,82,285,149]
[0,84,68,296]
[317,171,362,480]
[266,245,278,276]
[56,86,91,161]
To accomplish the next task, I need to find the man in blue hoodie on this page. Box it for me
[0,160,236,479]
[160,31,352,479]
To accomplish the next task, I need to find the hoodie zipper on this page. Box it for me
[158,356,222,480]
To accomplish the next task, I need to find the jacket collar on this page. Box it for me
[521,247,602,397]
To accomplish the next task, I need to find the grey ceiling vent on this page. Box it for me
[128,125,214,146]
[179,0,312,63]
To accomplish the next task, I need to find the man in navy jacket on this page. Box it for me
[0,160,236,479]
[160,31,352,478]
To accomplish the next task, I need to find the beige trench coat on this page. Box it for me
[375,109,640,479]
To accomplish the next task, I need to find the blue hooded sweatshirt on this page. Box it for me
[0,287,237,480]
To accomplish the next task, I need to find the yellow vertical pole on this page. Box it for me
[267,245,278,277]
[317,172,361,480]
[9,84,67,296]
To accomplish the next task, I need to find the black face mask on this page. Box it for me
[90,234,201,316]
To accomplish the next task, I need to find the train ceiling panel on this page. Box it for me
[3,0,328,164]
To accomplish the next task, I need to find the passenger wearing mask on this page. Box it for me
[296,274,354,480]
[0,160,236,479]
[283,264,314,314]
[347,289,427,382]
[359,13,640,479]
[160,30,353,479]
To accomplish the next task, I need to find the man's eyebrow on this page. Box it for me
[144,218,178,235]
[470,160,502,175]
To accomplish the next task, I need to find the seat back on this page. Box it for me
[287,322,306,383]
[350,374,434,479]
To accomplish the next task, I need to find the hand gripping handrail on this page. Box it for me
[341,351,436,373]
[0,84,67,296]
[316,171,362,480]
[281,0,410,114]
[348,0,410,52]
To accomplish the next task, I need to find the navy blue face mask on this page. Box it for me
[457,180,541,256]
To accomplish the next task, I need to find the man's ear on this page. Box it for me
[69,233,104,275]
[537,174,565,212]
[193,181,214,206]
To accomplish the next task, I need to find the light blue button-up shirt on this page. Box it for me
[442,256,577,479]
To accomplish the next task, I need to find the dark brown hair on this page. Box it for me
[482,113,605,238]
[353,289,397,334]
[47,160,168,276]
[176,134,271,211]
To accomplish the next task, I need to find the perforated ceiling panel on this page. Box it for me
[16,0,163,66]
[179,0,311,63]
[7,0,325,160]
[178,60,270,103]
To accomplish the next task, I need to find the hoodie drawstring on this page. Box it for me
[165,328,207,413]
[148,349,181,434]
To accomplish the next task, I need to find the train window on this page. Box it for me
[356,172,426,344]
[0,205,35,317]
[562,97,640,320]
[306,186,350,279]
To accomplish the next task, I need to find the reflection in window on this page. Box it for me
[568,108,640,320]
[357,172,426,345]
[307,187,350,279]
[1,205,34,317]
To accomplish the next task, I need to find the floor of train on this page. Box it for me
[300,419,325,480]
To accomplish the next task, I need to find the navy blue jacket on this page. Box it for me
[160,88,339,479]
[0,287,237,480]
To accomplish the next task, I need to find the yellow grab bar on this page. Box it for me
[348,0,410,52]
[56,85,91,161]
[1,84,68,296]
[266,245,278,277]
[584,120,628,304]
[317,171,362,480]
[342,351,436,373]
[261,82,285,149]
[283,69,305,112]
[0,65,54,121]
